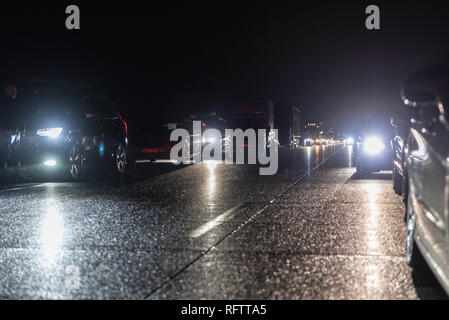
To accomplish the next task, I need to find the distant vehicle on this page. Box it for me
[229,102,302,152]
[353,116,393,174]
[303,121,321,146]
[12,84,128,181]
[274,105,301,149]
[303,136,313,146]
[230,101,274,158]
[196,113,229,155]
[401,64,449,296]
[128,123,179,163]
[345,136,355,145]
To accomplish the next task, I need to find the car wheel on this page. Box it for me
[115,143,127,174]
[110,143,127,186]
[393,167,403,195]
[68,144,83,180]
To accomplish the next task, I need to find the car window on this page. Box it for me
[17,89,84,128]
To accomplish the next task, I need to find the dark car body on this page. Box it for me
[128,124,178,162]
[9,84,128,180]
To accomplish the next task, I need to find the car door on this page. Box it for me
[410,103,449,269]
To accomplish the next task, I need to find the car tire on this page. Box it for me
[393,167,403,195]
[110,142,127,187]
[68,143,83,181]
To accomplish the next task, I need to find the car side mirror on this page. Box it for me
[401,65,449,128]
[401,86,437,107]
[401,76,440,128]
[402,82,449,129]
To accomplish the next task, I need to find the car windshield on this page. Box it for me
[17,89,84,129]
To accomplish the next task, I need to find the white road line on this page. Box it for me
[135,159,152,164]
[144,146,345,299]
[0,183,49,193]
[189,203,248,238]
[187,146,344,239]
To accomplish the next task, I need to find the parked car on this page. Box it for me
[13,83,128,181]
[402,63,449,295]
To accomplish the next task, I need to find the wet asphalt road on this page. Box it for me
[0,144,447,299]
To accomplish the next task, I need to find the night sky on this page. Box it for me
[1,1,449,132]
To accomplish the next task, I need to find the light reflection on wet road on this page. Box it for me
[0,145,446,299]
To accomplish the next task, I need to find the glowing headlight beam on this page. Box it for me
[202,136,217,144]
[36,128,63,139]
[43,160,57,167]
[363,136,385,155]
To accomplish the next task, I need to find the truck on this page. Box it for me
[274,105,302,148]
[228,101,302,149]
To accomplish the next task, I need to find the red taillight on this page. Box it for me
[142,148,159,153]
[160,145,172,153]
[119,114,128,134]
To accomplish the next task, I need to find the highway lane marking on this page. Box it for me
[187,146,343,239]
[189,203,249,238]
[143,146,345,299]
[134,159,178,164]
[0,183,49,193]
[135,159,152,164]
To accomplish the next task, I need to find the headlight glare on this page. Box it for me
[202,136,217,144]
[36,128,63,138]
[363,136,385,155]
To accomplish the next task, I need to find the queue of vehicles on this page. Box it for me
[1,70,449,296]
[0,92,306,183]
[352,63,449,296]
[0,83,341,185]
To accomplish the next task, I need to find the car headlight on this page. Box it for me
[363,136,385,155]
[36,128,63,138]
[202,137,216,144]
[43,159,57,167]
[346,137,354,145]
